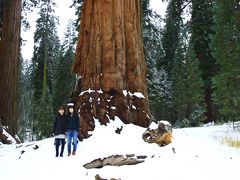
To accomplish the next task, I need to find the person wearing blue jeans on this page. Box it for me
[66,103,80,156]
[67,130,78,155]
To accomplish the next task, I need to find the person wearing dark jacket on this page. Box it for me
[53,105,67,157]
[66,103,80,156]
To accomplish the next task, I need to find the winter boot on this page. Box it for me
[72,151,76,155]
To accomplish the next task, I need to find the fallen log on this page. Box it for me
[84,154,145,169]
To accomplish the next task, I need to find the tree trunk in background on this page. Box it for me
[0,0,21,136]
[72,0,151,138]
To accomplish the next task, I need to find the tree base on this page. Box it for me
[73,89,151,140]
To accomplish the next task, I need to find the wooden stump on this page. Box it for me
[142,121,173,147]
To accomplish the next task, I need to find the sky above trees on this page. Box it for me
[21,0,168,61]
[21,0,75,61]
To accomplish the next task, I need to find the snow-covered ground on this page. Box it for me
[1,119,240,180]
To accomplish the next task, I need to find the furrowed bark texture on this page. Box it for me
[72,0,151,138]
[0,0,21,136]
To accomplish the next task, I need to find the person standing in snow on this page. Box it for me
[66,103,80,156]
[53,105,67,157]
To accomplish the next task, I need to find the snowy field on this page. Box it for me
[1,119,240,180]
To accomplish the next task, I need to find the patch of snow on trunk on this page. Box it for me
[3,129,16,144]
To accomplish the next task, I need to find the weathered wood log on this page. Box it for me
[83,154,145,169]
[84,158,103,169]
[142,121,173,147]
[72,0,151,139]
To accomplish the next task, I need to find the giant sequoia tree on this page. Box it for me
[72,0,151,138]
[0,0,21,136]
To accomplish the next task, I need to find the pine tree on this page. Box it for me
[157,0,191,122]
[184,45,205,126]
[212,0,240,121]
[141,0,168,121]
[171,43,186,124]
[31,0,60,139]
[21,0,39,30]
[160,0,184,76]
[171,28,205,127]
[71,0,83,33]
[17,59,35,141]
[149,67,172,121]
[19,0,42,141]
[53,21,76,111]
[191,0,217,123]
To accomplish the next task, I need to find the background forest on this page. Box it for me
[1,0,240,142]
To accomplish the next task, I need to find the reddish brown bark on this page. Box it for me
[72,0,151,139]
[0,0,21,136]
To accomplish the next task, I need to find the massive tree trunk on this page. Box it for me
[0,0,21,136]
[72,0,151,138]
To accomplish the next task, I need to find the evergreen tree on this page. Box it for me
[17,57,34,141]
[53,21,76,111]
[19,0,46,141]
[141,0,167,121]
[171,28,205,127]
[149,67,172,121]
[156,0,191,122]
[31,0,60,139]
[21,0,39,30]
[160,0,184,76]
[212,0,240,121]
[17,54,25,140]
[191,0,217,123]
[71,0,83,33]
